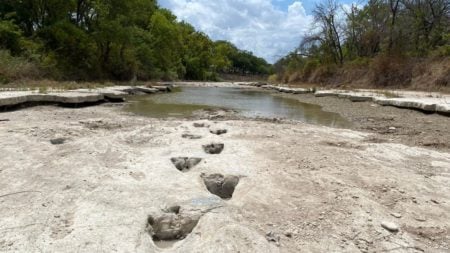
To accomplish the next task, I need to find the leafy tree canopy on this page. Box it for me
[0,0,271,81]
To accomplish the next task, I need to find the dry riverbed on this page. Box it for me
[0,94,449,252]
[274,92,450,152]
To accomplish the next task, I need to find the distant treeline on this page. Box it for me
[0,0,271,82]
[273,0,450,87]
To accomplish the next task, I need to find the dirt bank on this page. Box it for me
[0,103,449,252]
[281,57,450,92]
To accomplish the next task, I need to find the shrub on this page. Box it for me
[435,68,450,87]
[431,45,450,57]
[302,59,320,78]
[0,21,23,55]
[346,57,371,68]
[309,64,337,83]
[0,50,42,83]
[38,86,48,94]
[370,55,412,87]
[268,74,278,83]
[288,71,302,83]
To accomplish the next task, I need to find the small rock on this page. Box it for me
[0,119,10,122]
[414,217,427,222]
[50,138,67,145]
[389,127,396,131]
[381,221,399,232]
[391,213,402,219]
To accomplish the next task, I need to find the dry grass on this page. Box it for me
[0,50,42,83]
[0,80,115,91]
[370,55,413,87]
[278,56,450,93]
[0,80,165,93]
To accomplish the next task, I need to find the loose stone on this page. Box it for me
[50,138,67,145]
[381,221,399,232]
[391,213,402,218]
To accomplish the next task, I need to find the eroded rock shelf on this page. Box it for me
[244,83,450,115]
[0,85,171,110]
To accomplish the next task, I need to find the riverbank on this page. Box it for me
[172,82,450,152]
[1,104,449,252]
[273,92,450,152]
[1,82,449,153]
[253,84,450,115]
[0,85,172,110]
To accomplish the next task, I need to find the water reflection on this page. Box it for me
[125,87,351,128]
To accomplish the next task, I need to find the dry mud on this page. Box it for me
[274,92,450,152]
[0,104,449,252]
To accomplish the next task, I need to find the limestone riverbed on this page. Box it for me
[0,84,450,252]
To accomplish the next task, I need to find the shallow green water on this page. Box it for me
[125,87,351,128]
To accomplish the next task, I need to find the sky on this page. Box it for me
[158,0,357,63]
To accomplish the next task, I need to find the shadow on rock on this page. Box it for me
[201,173,240,199]
[147,205,201,247]
[202,143,224,154]
[171,157,202,172]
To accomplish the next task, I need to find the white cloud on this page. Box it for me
[159,0,313,63]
